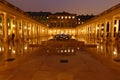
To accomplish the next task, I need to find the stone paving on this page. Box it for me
[0,40,120,80]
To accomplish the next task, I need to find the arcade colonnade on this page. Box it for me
[76,4,120,41]
[48,28,76,36]
[0,1,48,42]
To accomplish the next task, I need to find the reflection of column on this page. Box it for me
[3,43,9,61]
[3,13,8,41]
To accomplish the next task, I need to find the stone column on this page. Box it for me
[14,17,18,41]
[40,25,41,37]
[32,24,34,38]
[38,25,40,38]
[31,24,33,38]
[88,26,90,38]
[110,19,114,41]
[104,21,107,40]
[101,23,104,39]
[3,13,8,42]
[29,23,31,39]
[37,25,38,38]
[22,20,24,40]
[26,22,28,39]
[98,24,101,39]
[95,24,98,39]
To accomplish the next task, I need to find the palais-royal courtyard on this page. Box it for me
[0,0,120,80]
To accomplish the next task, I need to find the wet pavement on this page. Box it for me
[0,37,120,80]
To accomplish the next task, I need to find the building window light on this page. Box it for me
[68,16,71,19]
[72,16,75,19]
[78,18,80,21]
[114,24,117,27]
[58,16,60,19]
[65,16,67,19]
[102,26,104,29]
[61,16,64,19]
[47,17,49,19]
[82,22,84,24]
[24,26,27,29]
[8,23,10,26]
[12,24,15,28]
[97,27,99,30]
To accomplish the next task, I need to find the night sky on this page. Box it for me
[6,0,120,15]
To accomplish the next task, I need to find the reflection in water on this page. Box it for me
[75,36,120,63]
[0,37,49,69]
[39,39,87,56]
[0,36,120,69]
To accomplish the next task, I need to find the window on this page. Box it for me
[72,16,75,19]
[101,24,104,30]
[61,16,64,19]
[7,19,11,29]
[68,16,71,19]
[58,16,60,19]
[65,16,67,19]
[78,18,80,21]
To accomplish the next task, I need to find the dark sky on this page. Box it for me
[7,0,120,15]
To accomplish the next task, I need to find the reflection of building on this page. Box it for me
[77,14,94,25]
[48,12,77,28]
